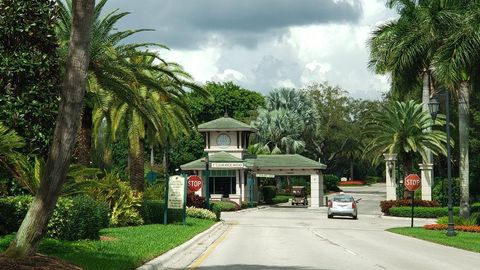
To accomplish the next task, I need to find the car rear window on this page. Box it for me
[333,196,353,202]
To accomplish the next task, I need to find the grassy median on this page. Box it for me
[0,218,215,270]
[388,227,480,253]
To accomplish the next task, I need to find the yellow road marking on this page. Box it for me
[188,224,234,270]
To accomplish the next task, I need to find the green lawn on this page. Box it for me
[388,227,480,253]
[0,218,215,270]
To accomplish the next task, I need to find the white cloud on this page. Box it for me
[155,0,398,100]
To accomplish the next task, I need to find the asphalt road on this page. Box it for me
[186,184,480,270]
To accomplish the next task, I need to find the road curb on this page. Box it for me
[136,221,227,270]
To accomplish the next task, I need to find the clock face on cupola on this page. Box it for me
[216,133,231,148]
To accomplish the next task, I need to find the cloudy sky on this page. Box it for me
[105,0,398,100]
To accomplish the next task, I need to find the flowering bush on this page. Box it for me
[187,192,206,208]
[186,207,217,221]
[424,224,480,233]
[339,180,366,186]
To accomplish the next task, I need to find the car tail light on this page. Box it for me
[328,200,332,207]
[352,202,356,209]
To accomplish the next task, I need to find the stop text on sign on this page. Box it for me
[187,175,203,192]
[404,174,421,191]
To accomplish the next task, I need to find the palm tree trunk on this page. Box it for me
[459,81,470,218]
[73,105,92,166]
[421,70,433,179]
[350,161,354,180]
[129,139,145,192]
[5,0,95,258]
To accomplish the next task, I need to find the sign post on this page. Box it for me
[404,174,421,227]
[182,173,188,225]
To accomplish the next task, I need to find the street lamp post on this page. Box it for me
[428,91,456,237]
[202,153,210,210]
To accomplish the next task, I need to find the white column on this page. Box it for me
[235,170,241,196]
[419,163,433,201]
[240,170,246,202]
[384,154,397,201]
[310,171,324,208]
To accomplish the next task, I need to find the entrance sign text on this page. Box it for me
[210,162,244,169]
[168,175,185,209]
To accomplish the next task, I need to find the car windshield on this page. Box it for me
[333,196,354,202]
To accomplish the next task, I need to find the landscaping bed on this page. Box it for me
[338,180,366,186]
[0,218,215,270]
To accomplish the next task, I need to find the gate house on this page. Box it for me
[180,115,327,207]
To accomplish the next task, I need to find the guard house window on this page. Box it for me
[209,170,236,197]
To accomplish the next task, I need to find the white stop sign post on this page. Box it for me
[404,174,421,227]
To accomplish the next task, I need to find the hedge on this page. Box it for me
[140,200,183,224]
[389,206,459,218]
[324,174,340,192]
[271,195,290,205]
[0,195,109,240]
[380,200,440,215]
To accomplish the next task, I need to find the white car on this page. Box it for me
[327,194,360,219]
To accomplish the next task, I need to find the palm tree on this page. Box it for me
[56,0,171,166]
[433,1,480,217]
[368,0,453,172]
[251,88,315,154]
[364,101,449,180]
[105,55,205,191]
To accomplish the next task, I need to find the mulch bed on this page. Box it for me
[0,253,83,270]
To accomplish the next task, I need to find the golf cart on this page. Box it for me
[291,186,308,205]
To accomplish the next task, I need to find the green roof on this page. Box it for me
[245,154,326,169]
[198,117,255,131]
[180,152,243,170]
[181,153,326,171]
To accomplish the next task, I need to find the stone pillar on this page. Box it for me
[384,153,397,201]
[419,163,433,201]
[310,171,324,208]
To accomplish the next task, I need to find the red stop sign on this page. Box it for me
[404,174,421,191]
[187,175,203,192]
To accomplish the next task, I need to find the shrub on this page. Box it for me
[365,176,382,184]
[47,195,110,240]
[241,201,258,209]
[471,202,480,213]
[262,186,276,204]
[0,196,28,235]
[210,201,238,212]
[0,195,109,240]
[380,200,440,215]
[432,177,461,205]
[324,174,340,191]
[437,213,479,226]
[87,173,143,227]
[389,206,459,218]
[144,183,165,200]
[186,207,216,220]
